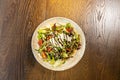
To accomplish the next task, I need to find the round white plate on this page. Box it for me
[31,17,86,71]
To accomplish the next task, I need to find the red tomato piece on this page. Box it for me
[66,28,73,32]
[38,39,43,46]
[47,47,52,52]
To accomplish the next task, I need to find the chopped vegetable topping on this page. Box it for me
[36,23,81,66]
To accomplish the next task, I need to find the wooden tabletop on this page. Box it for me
[0,0,120,80]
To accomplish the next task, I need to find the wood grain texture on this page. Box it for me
[0,0,120,80]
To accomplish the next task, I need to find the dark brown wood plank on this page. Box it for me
[46,0,120,80]
[0,0,47,80]
[0,0,120,80]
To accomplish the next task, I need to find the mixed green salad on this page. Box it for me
[36,23,81,66]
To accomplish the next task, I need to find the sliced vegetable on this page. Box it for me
[65,23,73,32]
[47,47,52,52]
[66,23,71,28]
[66,27,73,32]
[41,52,47,59]
[62,52,68,58]
[50,57,55,64]
[38,29,47,33]
[38,39,43,46]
